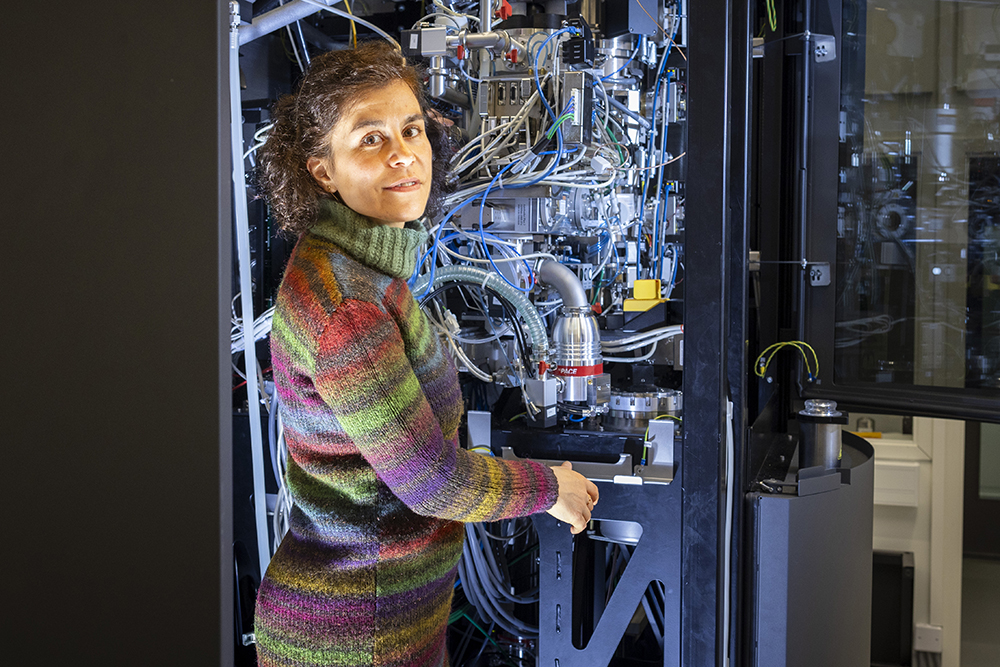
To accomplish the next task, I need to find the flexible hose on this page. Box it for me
[412,265,550,363]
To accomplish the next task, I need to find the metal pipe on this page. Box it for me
[449,31,507,51]
[240,0,399,49]
[230,0,272,579]
[429,55,448,98]
[537,259,589,308]
[238,0,318,45]
[438,87,471,108]
[480,0,492,34]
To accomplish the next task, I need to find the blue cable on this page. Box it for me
[664,243,679,297]
[639,48,671,267]
[478,161,531,292]
[414,113,569,298]
[410,191,484,296]
[601,36,642,82]
[479,229,534,284]
[602,214,622,281]
[644,25,679,281]
[533,27,579,122]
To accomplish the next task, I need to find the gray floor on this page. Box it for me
[961,558,1000,666]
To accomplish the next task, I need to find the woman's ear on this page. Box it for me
[306,156,336,194]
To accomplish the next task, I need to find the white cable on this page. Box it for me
[601,324,683,348]
[447,335,494,382]
[723,399,734,667]
[602,326,683,352]
[603,341,658,364]
[452,95,539,173]
[432,0,479,23]
[231,306,276,353]
[300,0,400,49]
[437,242,558,266]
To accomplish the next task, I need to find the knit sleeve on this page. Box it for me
[312,298,559,522]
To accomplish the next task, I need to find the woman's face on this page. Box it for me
[307,81,432,227]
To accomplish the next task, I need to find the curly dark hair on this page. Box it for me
[256,41,452,237]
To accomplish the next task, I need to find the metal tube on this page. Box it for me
[449,31,507,51]
[537,259,589,308]
[428,55,448,98]
[239,0,399,49]
[230,1,272,579]
[238,0,318,45]
[480,0,492,34]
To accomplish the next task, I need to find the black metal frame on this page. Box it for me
[532,477,682,665]
[684,0,750,663]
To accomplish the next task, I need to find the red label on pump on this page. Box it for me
[554,363,603,377]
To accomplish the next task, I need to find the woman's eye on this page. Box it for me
[361,134,382,146]
[403,126,423,138]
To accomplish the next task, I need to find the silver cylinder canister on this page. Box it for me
[552,307,603,402]
[598,36,640,88]
[605,387,682,432]
[797,399,848,470]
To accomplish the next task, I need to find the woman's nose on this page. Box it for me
[386,135,416,167]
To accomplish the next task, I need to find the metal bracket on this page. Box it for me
[501,447,634,482]
[807,261,831,286]
[752,258,831,286]
[807,31,837,62]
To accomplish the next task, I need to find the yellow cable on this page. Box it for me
[643,413,682,443]
[754,340,819,379]
[343,0,357,48]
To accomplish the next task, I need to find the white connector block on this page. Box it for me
[913,623,943,653]
[570,88,581,125]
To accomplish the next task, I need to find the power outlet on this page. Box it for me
[914,623,943,653]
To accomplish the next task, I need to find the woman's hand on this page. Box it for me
[547,461,600,534]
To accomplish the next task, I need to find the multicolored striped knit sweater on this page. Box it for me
[255,199,559,667]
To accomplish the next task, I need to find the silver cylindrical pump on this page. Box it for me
[797,399,847,470]
[551,306,603,401]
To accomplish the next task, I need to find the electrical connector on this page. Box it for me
[591,153,612,175]
[512,134,556,174]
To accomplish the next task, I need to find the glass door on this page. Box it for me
[800,0,1000,420]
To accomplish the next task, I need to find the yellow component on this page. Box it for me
[623,279,667,311]
[623,299,666,312]
[633,279,662,300]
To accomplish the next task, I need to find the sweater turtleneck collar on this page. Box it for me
[308,198,429,279]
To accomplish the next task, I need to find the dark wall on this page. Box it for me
[3,3,231,664]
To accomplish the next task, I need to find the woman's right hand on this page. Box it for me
[547,461,600,534]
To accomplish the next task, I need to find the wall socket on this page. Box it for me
[914,623,943,653]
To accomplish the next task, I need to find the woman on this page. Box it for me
[254,41,599,667]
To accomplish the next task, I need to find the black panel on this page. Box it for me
[683,0,737,662]
[748,434,874,667]
[871,551,915,666]
[5,4,230,665]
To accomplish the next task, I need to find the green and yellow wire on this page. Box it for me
[754,340,819,380]
[546,112,575,139]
